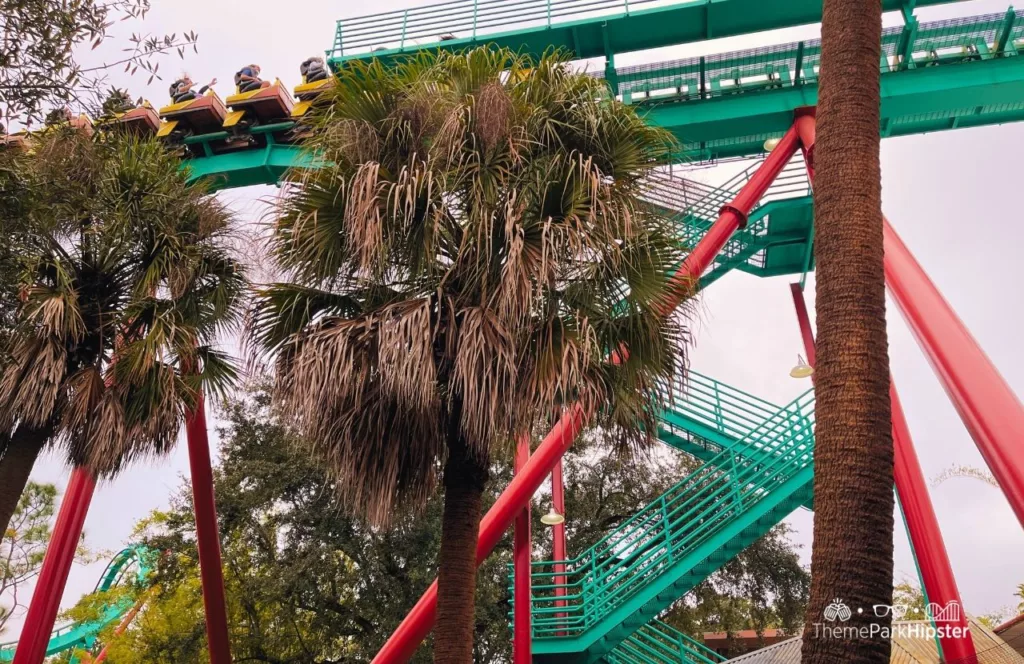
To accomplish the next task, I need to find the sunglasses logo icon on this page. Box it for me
[873,604,909,619]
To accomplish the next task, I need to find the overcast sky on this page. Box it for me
[6,0,1024,643]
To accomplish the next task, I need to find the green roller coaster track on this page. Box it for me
[181,4,1024,187]
[0,547,152,662]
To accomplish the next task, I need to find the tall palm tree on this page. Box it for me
[801,1,895,663]
[252,48,689,662]
[0,128,245,535]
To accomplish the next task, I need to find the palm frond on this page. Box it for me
[256,46,694,523]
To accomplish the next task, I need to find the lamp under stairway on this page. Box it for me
[790,354,814,379]
[541,506,565,526]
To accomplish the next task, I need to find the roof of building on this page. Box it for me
[995,614,1024,658]
[705,629,788,641]
[724,618,1024,664]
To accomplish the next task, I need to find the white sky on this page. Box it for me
[6,0,1024,643]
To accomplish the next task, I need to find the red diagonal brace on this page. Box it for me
[796,109,1024,527]
[13,468,97,664]
[790,282,976,663]
[372,122,805,663]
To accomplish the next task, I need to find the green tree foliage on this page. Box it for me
[1,0,199,126]
[80,385,808,662]
[891,581,929,621]
[0,483,57,634]
[1,482,95,635]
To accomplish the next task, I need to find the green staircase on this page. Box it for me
[656,371,780,456]
[606,620,726,664]
[521,389,815,662]
[641,157,814,288]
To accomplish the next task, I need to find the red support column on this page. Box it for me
[792,283,976,661]
[513,437,532,664]
[371,122,805,664]
[186,395,233,664]
[891,385,976,662]
[550,460,567,627]
[796,110,1024,528]
[93,595,148,663]
[883,219,1024,528]
[13,468,97,664]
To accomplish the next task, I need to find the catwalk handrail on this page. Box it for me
[517,390,814,637]
[606,8,1024,101]
[331,0,670,57]
[608,619,726,664]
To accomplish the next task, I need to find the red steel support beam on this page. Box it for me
[513,437,532,664]
[186,395,233,664]
[371,122,804,663]
[796,110,1024,528]
[551,460,567,623]
[13,468,97,664]
[790,282,975,663]
[883,220,1024,527]
[93,594,149,663]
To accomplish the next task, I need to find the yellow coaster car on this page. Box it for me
[0,133,29,152]
[107,104,161,136]
[2,113,94,152]
[224,81,294,129]
[291,78,334,118]
[157,91,228,140]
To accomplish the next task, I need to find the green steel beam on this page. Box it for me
[181,42,1024,185]
[183,144,315,191]
[328,0,964,66]
[641,51,1024,161]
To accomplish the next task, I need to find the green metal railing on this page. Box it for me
[329,0,673,59]
[608,8,1024,104]
[657,371,781,447]
[642,154,811,282]
[516,389,814,640]
[607,619,726,664]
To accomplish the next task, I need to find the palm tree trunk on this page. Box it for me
[801,1,895,663]
[435,431,489,663]
[0,425,50,537]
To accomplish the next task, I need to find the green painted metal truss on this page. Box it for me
[618,8,1024,160]
[0,547,152,662]
[326,0,962,66]
[183,7,1024,185]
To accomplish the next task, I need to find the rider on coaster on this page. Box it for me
[170,74,217,103]
[300,56,328,83]
[235,64,271,93]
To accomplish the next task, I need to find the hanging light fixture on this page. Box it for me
[763,137,782,152]
[541,507,565,526]
[790,354,814,379]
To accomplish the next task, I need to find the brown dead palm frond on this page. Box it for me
[253,47,694,527]
[0,131,246,478]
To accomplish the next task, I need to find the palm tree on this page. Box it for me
[801,2,895,663]
[0,128,245,535]
[251,48,689,662]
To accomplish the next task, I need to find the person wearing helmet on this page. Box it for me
[300,56,328,83]
[235,64,271,93]
[170,73,217,103]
